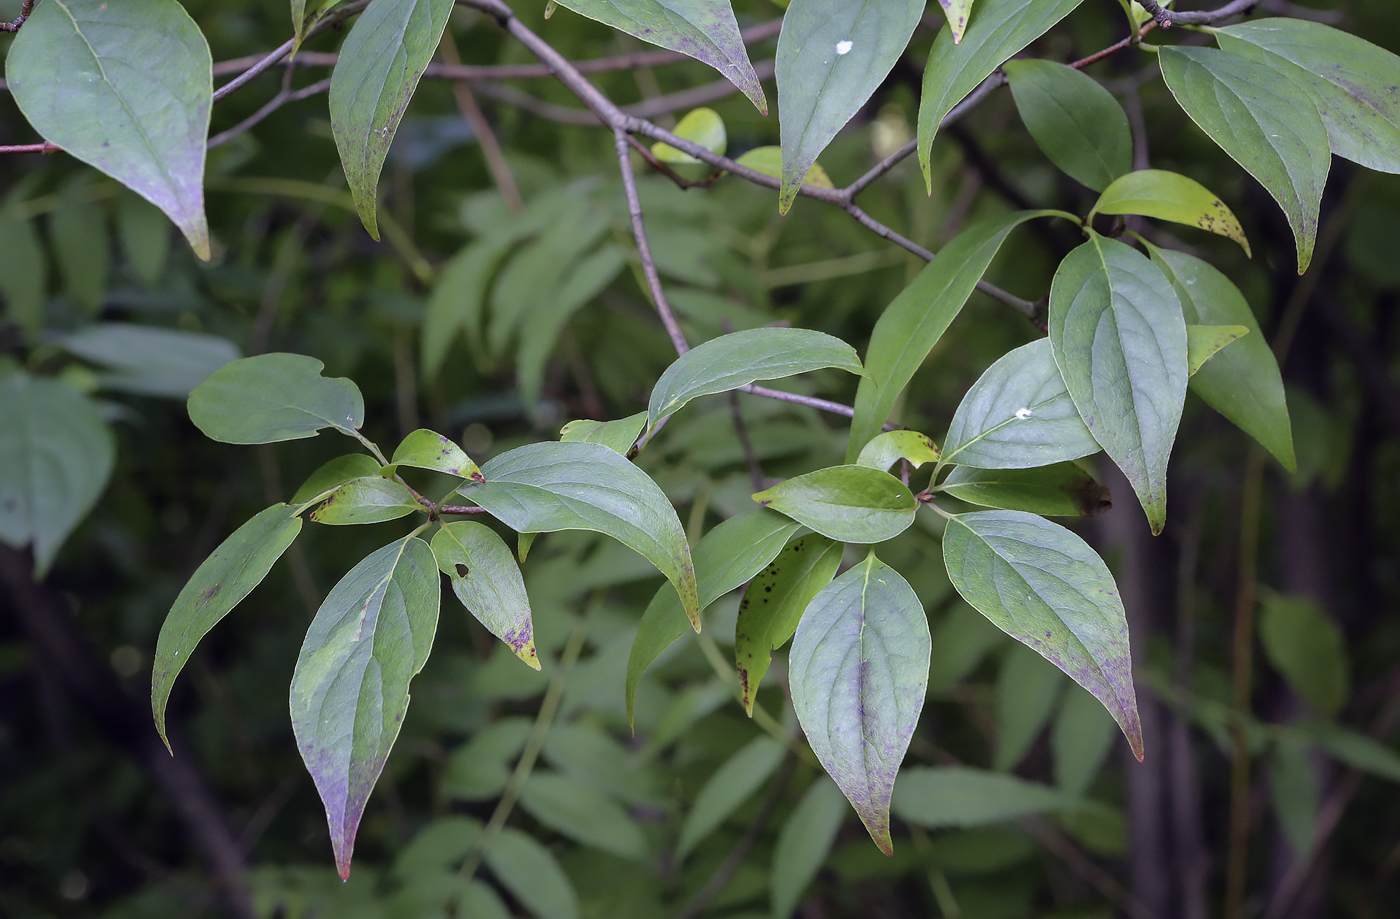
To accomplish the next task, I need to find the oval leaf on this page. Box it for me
[1091,169,1250,256]
[559,412,647,455]
[677,735,786,859]
[734,533,843,714]
[941,462,1111,517]
[290,535,441,879]
[292,454,386,506]
[647,328,861,430]
[754,466,917,544]
[771,778,846,919]
[733,145,834,189]
[1004,59,1132,192]
[1159,46,1330,274]
[0,200,46,334]
[942,510,1142,759]
[1260,592,1349,718]
[60,324,241,398]
[652,107,727,164]
[892,766,1066,828]
[151,504,302,747]
[432,521,539,670]
[391,428,482,480]
[855,430,941,473]
[483,827,581,919]
[790,555,930,854]
[942,338,1100,470]
[460,442,699,626]
[330,0,455,240]
[6,0,213,258]
[1048,236,1187,534]
[309,476,421,525]
[518,771,647,859]
[1187,324,1249,376]
[188,353,366,445]
[775,0,924,212]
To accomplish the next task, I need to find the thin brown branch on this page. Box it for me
[1138,0,1262,27]
[614,127,690,354]
[208,76,332,149]
[729,391,765,491]
[0,141,59,155]
[437,504,491,516]
[0,0,34,32]
[440,29,523,212]
[212,0,371,103]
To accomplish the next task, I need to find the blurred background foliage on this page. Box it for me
[1,0,1399,917]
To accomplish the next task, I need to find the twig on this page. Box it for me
[614,128,690,354]
[439,29,523,212]
[1138,0,1262,27]
[208,76,332,149]
[437,504,491,516]
[212,0,371,103]
[0,142,59,154]
[1021,817,1153,919]
[729,391,765,491]
[0,0,34,32]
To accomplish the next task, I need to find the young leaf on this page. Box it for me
[0,200,47,334]
[733,146,834,190]
[550,0,766,115]
[855,431,941,473]
[918,0,1086,189]
[993,643,1064,772]
[1159,47,1330,274]
[559,412,647,455]
[151,504,303,747]
[753,466,918,544]
[790,555,930,854]
[6,0,213,258]
[308,477,421,525]
[1052,685,1118,797]
[626,509,801,724]
[329,0,455,240]
[292,455,385,505]
[940,462,1111,517]
[771,778,846,919]
[432,521,539,670]
[290,535,441,879]
[187,353,366,444]
[936,0,974,43]
[677,736,786,859]
[647,328,862,430]
[942,338,1100,470]
[1003,60,1132,192]
[1215,18,1400,175]
[1048,236,1187,534]
[461,442,699,626]
[391,429,482,480]
[1187,325,1249,376]
[652,107,727,164]
[0,374,115,576]
[1149,246,1295,471]
[1091,170,1251,256]
[1259,592,1349,717]
[518,772,647,859]
[892,766,1066,828]
[942,510,1142,759]
[59,324,241,399]
[775,0,925,212]
[482,827,581,919]
[848,211,1050,460]
[734,534,843,714]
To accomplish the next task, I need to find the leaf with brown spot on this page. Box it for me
[1090,169,1250,256]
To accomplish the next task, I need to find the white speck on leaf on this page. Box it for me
[836,41,853,55]
[1014,407,1033,420]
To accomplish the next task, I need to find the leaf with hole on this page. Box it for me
[1004,59,1132,192]
[941,462,1111,517]
[1092,170,1250,256]
[187,353,365,445]
[432,521,539,670]
[754,466,917,544]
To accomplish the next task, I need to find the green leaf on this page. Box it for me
[391,429,482,480]
[517,245,626,410]
[1270,738,1319,857]
[775,0,925,212]
[942,339,1100,470]
[647,328,862,430]
[993,643,1063,771]
[1260,592,1349,717]
[187,353,366,445]
[432,521,539,670]
[771,778,846,919]
[1052,685,1118,797]
[1159,46,1330,274]
[290,535,441,878]
[116,191,171,288]
[733,145,834,189]
[0,374,114,576]
[1048,236,1187,534]
[790,555,930,854]
[151,504,302,748]
[442,718,531,802]
[518,772,647,860]
[1003,59,1132,192]
[489,210,611,356]
[848,211,1050,460]
[542,723,664,806]
[1187,325,1249,376]
[0,200,46,334]
[855,431,941,473]
[1148,245,1295,471]
[917,0,1086,189]
[626,509,801,725]
[461,442,698,626]
[652,107,726,164]
[1295,721,1400,784]
[291,455,384,506]
[6,0,212,259]
[329,0,455,240]
[940,462,1112,517]
[927,603,1006,695]
[1091,170,1251,256]
[734,534,842,715]
[308,476,421,525]
[550,0,766,115]
[483,827,581,919]
[935,0,974,43]
[942,511,1142,759]
[560,412,647,455]
[421,240,512,380]
[892,766,1066,828]
[678,735,786,859]
[50,182,109,315]
[754,466,917,544]
[1215,18,1400,175]
[60,324,241,399]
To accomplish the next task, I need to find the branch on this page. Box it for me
[1137,0,1262,27]
[440,29,524,212]
[207,76,332,149]
[615,128,691,354]
[0,0,34,33]
[212,0,371,103]
[0,141,59,155]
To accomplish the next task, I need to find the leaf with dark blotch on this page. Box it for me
[391,429,482,480]
[292,455,384,506]
[790,555,930,854]
[309,477,421,526]
[936,0,974,43]
[1004,59,1132,192]
[290,536,440,879]
[560,413,647,455]
[151,504,302,747]
[942,510,1142,760]
[6,0,213,258]
[329,0,455,240]
[1048,236,1187,534]
[753,466,917,544]
[734,534,842,715]
[1090,170,1250,256]
[855,431,941,474]
[941,463,1111,517]
[432,522,539,670]
[1159,46,1330,273]
[187,353,365,445]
